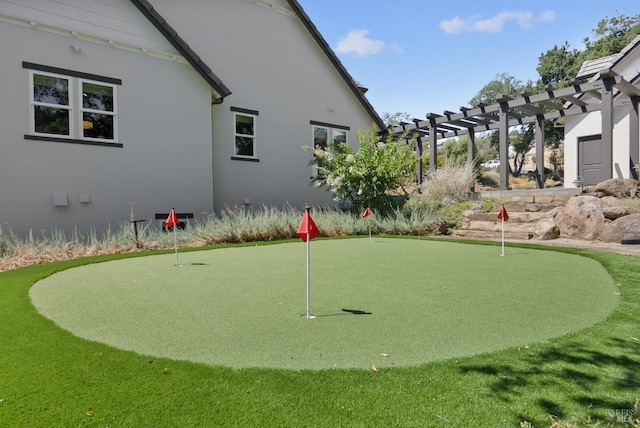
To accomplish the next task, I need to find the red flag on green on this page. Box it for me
[362,207,371,218]
[297,209,320,242]
[166,208,179,228]
[498,205,509,221]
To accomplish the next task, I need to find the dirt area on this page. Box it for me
[452,236,640,257]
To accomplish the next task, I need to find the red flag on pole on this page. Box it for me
[498,205,509,221]
[166,208,179,228]
[362,207,371,218]
[297,209,320,242]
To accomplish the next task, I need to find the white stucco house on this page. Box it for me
[0,0,384,238]
[562,35,640,188]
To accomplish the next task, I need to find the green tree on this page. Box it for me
[307,125,416,214]
[469,73,537,174]
[381,112,411,128]
[536,42,581,87]
[582,13,640,60]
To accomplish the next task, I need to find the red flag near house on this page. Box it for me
[498,205,509,221]
[297,209,320,242]
[166,208,179,228]
[362,207,371,218]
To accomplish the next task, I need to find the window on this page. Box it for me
[81,81,115,140]
[25,62,120,146]
[311,121,349,150]
[231,107,259,160]
[310,121,350,177]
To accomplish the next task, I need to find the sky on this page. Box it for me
[297,0,640,121]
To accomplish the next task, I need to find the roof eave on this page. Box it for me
[129,0,232,100]
[285,0,385,131]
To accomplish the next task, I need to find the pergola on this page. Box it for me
[393,70,640,190]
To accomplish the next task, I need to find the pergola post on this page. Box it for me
[535,115,545,188]
[416,136,424,187]
[601,77,614,179]
[630,96,639,179]
[427,114,438,172]
[497,98,510,190]
[468,130,476,192]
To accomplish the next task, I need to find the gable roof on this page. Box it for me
[575,54,618,80]
[130,0,384,129]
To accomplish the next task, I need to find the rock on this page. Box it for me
[554,196,608,240]
[546,206,562,218]
[590,178,638,198]
[533,218,560,240]
[602,206,631,220]
[599,213,640,242]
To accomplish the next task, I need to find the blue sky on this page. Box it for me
[297,0,640,121]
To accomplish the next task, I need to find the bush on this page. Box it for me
[306,125,416,215]
[405,163,476,214]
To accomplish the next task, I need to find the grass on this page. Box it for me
[29,238,617,371]
[1,238,639,426]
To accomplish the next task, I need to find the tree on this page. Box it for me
[381,111,411,128]
[469,73,537,174]
[582,13,640,60]
[306,125,416,214]
[536,42,581,87]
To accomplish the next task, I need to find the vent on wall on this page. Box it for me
[53,193,68,207]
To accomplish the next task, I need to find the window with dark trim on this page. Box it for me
[310,120,349,150]
[310,120,350,177]
[24,62,121,147]
[231,107,258,161]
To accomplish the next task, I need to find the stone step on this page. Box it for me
[452,229,533,240]
[465,211,549,223]
[459,220,541,233]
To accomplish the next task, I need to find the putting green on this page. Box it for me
[30,238,619,370]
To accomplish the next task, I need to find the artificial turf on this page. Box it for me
[2,238,638,426]
[30,238,618,370]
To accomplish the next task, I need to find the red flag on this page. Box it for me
[297,210,320,242]
[498,205,509,221]
[166,208,179,228]
[362,207,371,218]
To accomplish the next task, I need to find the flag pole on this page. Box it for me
[304,206,315,319]
[500,216,505,257]
[172,208,179,266]
[173,224,179,265]
[305,228,311,318]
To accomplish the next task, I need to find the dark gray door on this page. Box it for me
[578,135,611,186]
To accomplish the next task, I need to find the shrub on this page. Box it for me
[405,162,476,214]
[306,125,416,215]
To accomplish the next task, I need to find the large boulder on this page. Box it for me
[554,196,609,240]
[599,213,640,242]
[589,178,638,198]
[533,218,560,240]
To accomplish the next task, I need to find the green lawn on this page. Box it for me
[1,238,639,426]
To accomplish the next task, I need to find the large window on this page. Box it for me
[231,107,259,160]
[25,63,120,145]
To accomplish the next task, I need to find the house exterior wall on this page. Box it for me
[563,106,634,187]
[0,8,215,237]
[150,0,378,211]
[563,37,640,188]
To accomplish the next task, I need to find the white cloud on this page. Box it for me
[439,10,557,34]
[335,29,386,57]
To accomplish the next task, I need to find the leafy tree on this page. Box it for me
[381,111,411,128]
[307,125,416,214]
[468,73,538,174]
[536,42,582,87]
[582,13,640,60]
